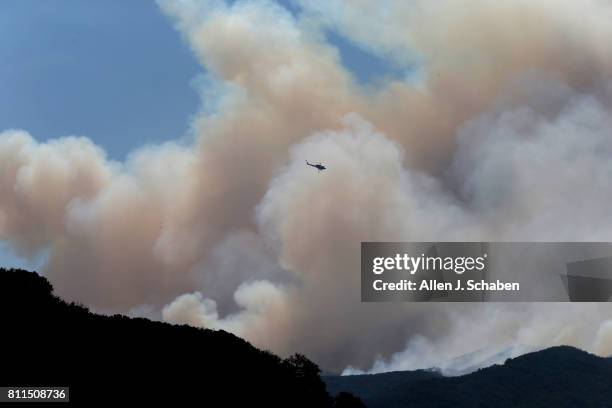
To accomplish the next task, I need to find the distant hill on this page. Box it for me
[5,267,610,407]
[0,268,363,406]
[325,346,612,407]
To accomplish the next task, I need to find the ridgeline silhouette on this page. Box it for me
[325,346,612,407]
[7,267,608,407]
[0,268,363,407]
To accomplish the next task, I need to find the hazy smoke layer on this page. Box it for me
[2,0,612,372]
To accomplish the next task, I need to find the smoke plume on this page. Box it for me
[2,0,612,372]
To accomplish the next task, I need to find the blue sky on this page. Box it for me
[0,0,397,269]
[0,0,201,159]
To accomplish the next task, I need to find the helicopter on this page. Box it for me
[306,161,326,171]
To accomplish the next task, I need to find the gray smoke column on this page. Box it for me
[2,0,612,372]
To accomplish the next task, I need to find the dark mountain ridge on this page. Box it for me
[0,268,363,406]
[4,267,610,407]
[325,345,612,407]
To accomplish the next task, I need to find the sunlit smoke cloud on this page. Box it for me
[2,0,612,373]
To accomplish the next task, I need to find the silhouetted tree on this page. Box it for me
[283,353,332,407]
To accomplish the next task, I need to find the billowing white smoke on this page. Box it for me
[2,0,612,373]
